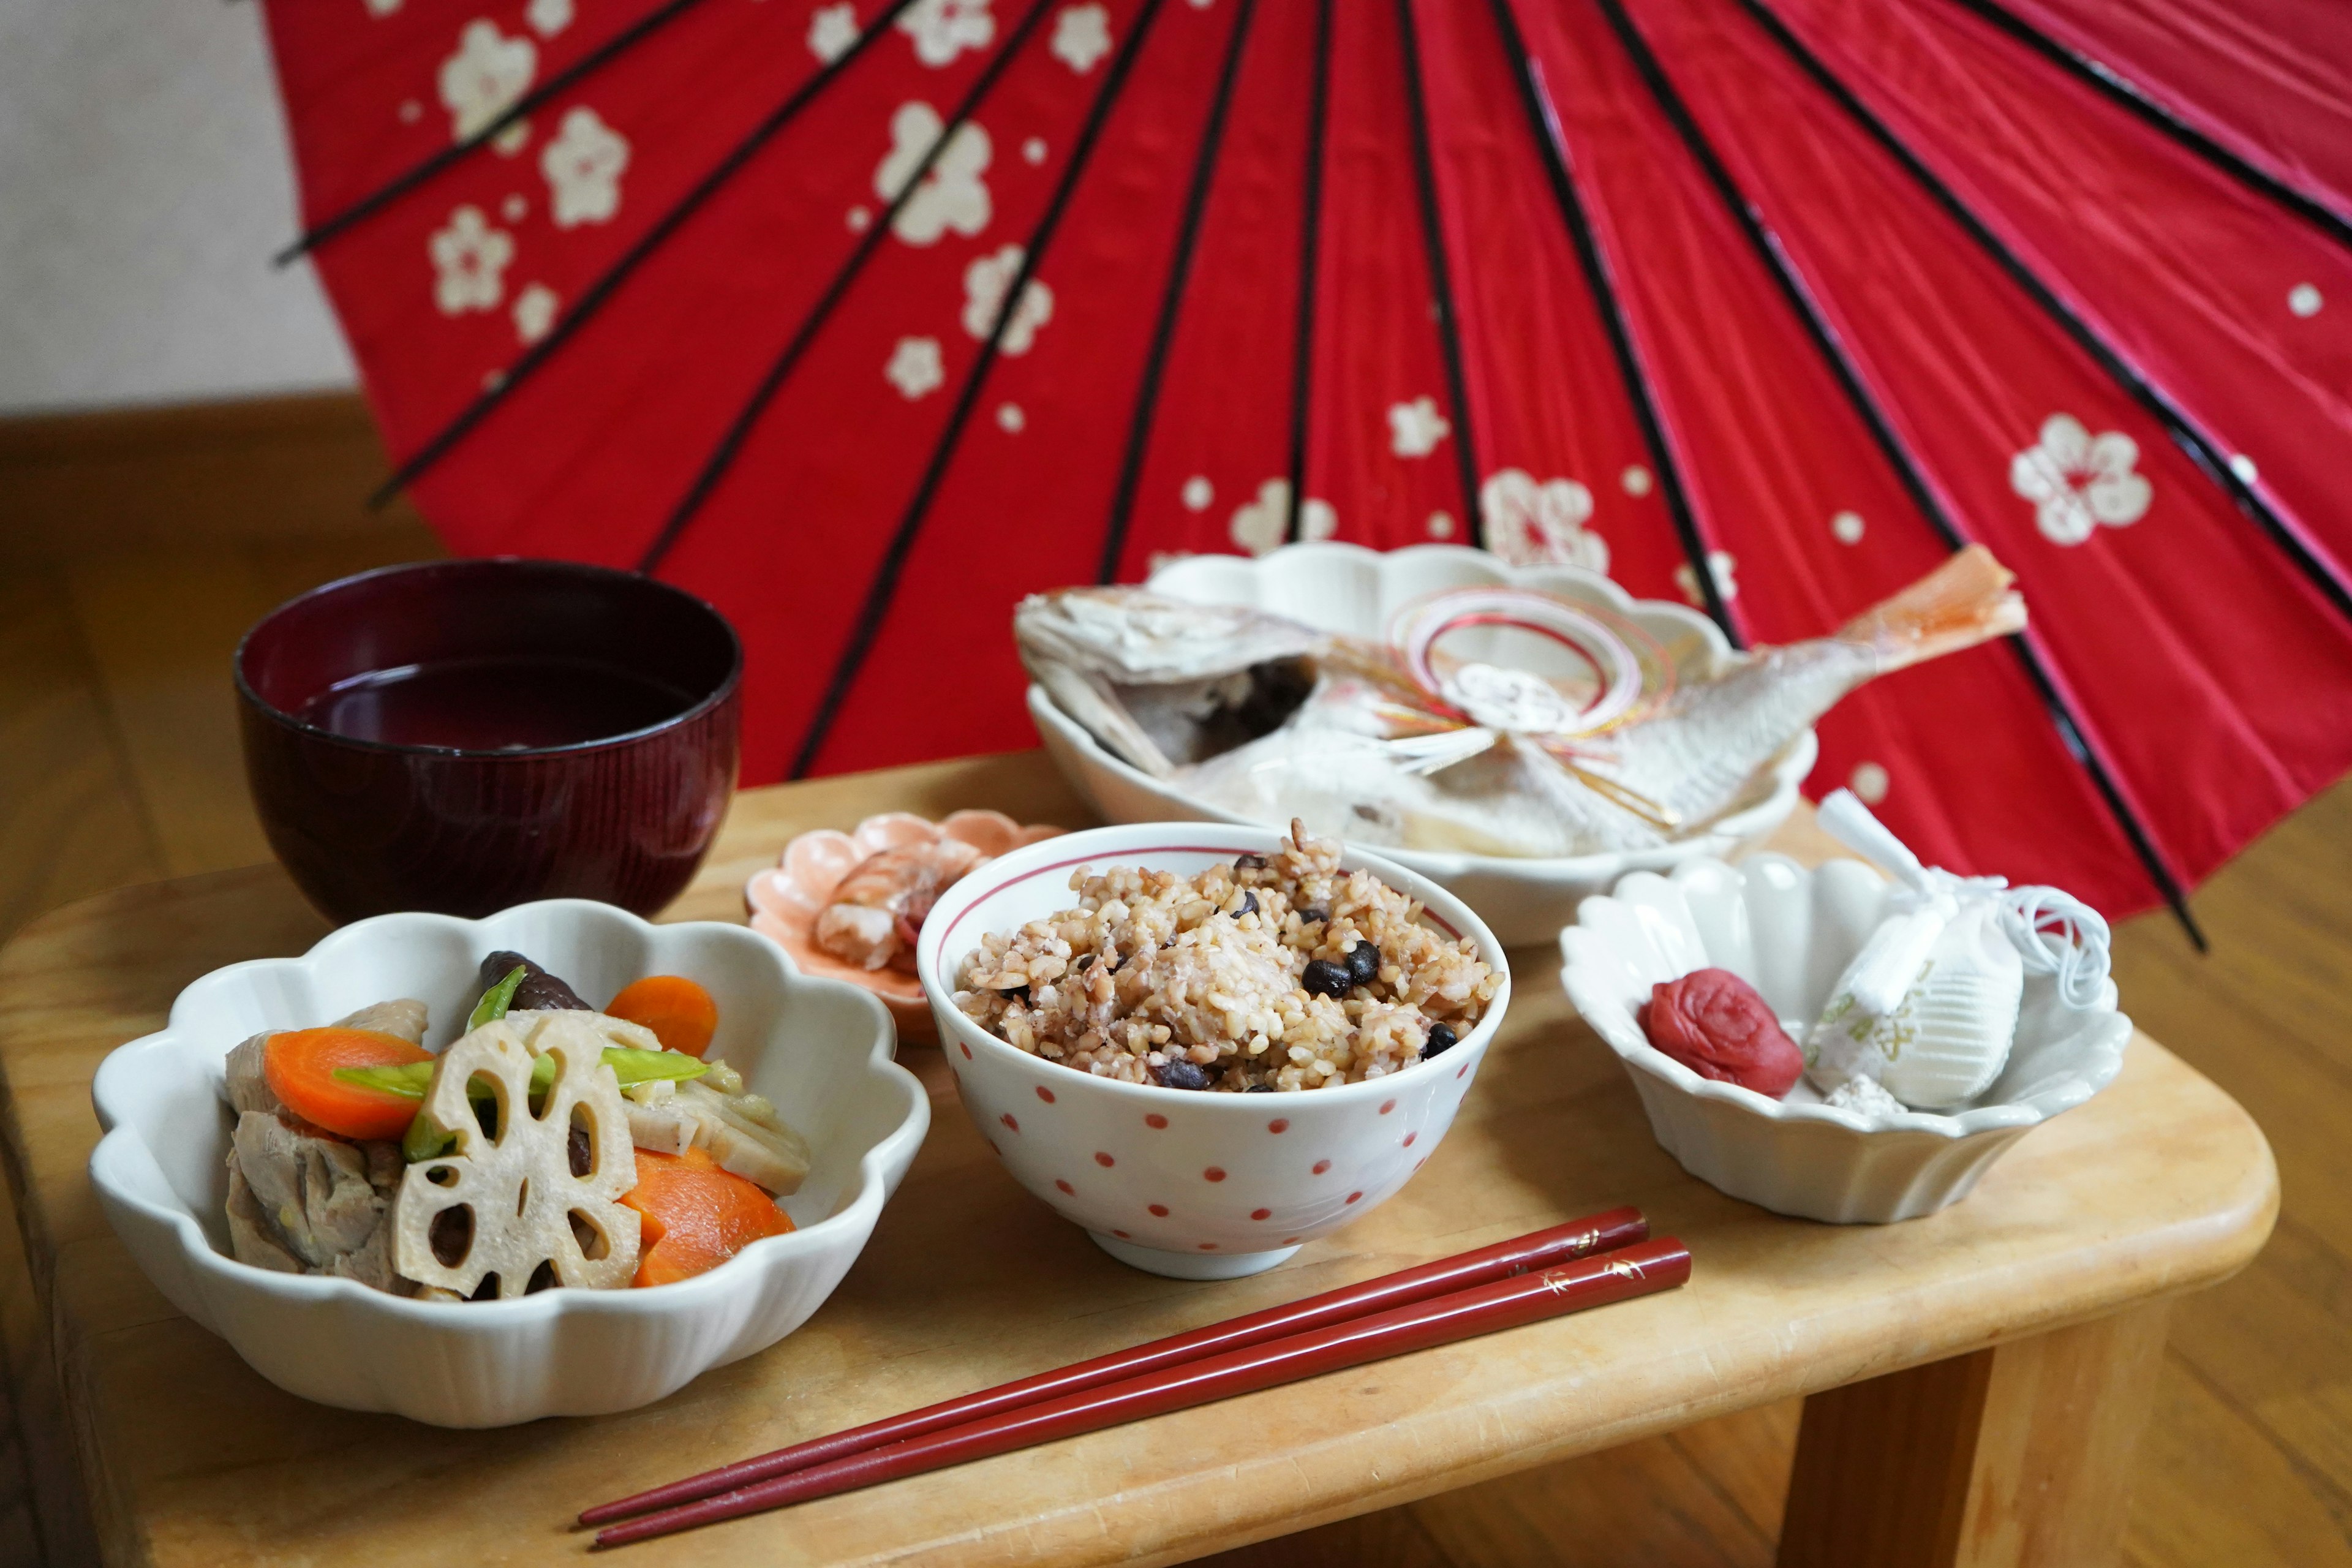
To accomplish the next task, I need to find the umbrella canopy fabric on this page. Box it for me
[260,0,2352,923]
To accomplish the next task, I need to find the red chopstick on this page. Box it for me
[582,1206,1646,1528]
[594,1234,1690,1548]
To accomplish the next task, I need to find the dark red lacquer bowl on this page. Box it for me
[237,559,742,923]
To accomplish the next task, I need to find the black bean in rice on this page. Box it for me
[953,823,1498,1091]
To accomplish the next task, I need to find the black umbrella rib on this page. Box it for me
[367,0,919,508]
[637,0,1057,574]
[1094,0,1262,584]
[791,0,1172,780]
[1939,0,2352,254]
[1393,0,1486,549]
[1483,0,1738,644]
[1739,0,2352,626]
[276,0,714,265]
[1283,0,1336,546]
[1591,0,2203,943]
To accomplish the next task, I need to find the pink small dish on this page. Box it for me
[746,811,1064,1042]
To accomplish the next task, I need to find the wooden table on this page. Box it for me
[0,751,2275,1567]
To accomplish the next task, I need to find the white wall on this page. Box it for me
[0,0,357,415]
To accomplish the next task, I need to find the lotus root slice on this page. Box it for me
[391,1015,641,1298]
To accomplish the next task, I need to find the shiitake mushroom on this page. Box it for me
[472,950,591,1016]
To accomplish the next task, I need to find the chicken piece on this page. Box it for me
[814,839,987,972]
[232,1111,391,1267]
[223,1033,281,1117]
[335,998,429,1043]
[225,1109,406,1291]
[623,1078,810,1195]
[224,1165,304,1274]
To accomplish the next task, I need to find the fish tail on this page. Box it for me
[1837,546,2027,671]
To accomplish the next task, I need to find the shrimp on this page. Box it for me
[814,839,988,972]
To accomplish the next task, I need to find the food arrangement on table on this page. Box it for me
[86,530,2139,1533]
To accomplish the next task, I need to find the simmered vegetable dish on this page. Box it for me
[221,952,809,1300]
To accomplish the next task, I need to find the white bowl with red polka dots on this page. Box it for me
[916,824,1511,1280]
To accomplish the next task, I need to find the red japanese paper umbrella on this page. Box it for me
[260,0,2352,930]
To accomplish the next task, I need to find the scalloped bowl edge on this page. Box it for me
[1558,856,2130,1223]
[88,900,930,1426]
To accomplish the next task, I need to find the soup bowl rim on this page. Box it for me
[233,556,744,761]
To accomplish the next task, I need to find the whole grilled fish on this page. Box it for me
[1025,549,2024,858]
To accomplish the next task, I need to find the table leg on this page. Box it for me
[1775,1303,2171,1568]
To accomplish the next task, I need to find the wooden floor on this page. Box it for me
[0,526,2346,1566]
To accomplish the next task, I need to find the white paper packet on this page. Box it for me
[1802,791,2110,1112]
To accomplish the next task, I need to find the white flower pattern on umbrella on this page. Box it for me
[2009,413,2151,546]
[1230,478,1335,556]
[540,107,630,227]
[886,337,945,399]
[439,20,536,144]
[808,3,859,61]
[899,0,993,66]
[366,0,402,15]
[962,244,1053,353]
[1674,550,1738,605]
[1478,469,1606,571]
[875,103,992,245]
[1387,396,1449,459]
[526,0,573,36]
[511,281,558,343]
[1051,5,1112,72]
[429,205,514,314]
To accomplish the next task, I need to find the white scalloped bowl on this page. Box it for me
[1560,856,2130,1223]
[88,900,929,1427]
[1029,542,1814,944]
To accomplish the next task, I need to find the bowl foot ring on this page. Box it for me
[1087,1231,1300,1280]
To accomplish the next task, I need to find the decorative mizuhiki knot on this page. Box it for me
[1367,587,1681,827]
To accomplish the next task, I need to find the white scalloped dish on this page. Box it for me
[747,810,1065,1043]
[88,900,929,1427]
[1028,542,1813,945]
[1560,856,2130,1223]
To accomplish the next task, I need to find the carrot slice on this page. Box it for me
[605,976,720,1058]
[263,1027,434,1142]
[619,1146,794,1287]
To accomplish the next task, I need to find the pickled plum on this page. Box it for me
[1638,968,1803,1098]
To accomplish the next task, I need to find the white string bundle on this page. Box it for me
[1998,885,2113,1010]
[1815,789,2111,1009]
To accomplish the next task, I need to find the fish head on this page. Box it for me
[1014,587,1323,685]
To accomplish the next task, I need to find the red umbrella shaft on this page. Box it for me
[581,1206,1644,1525]
[594,1236,1690,1547]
